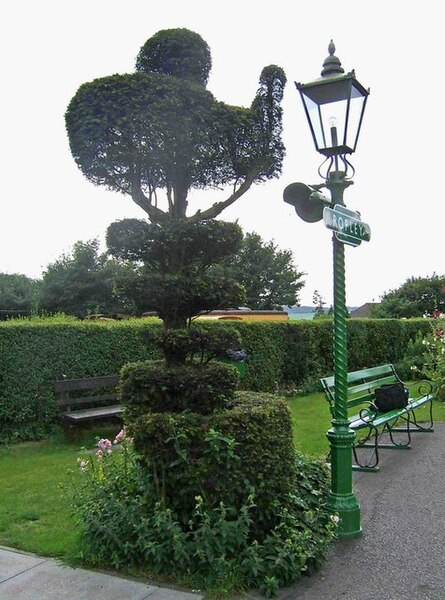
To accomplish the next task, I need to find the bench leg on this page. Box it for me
[386,415,412,448]
[409,400,434,432]
[352,416,413,473]
[353,427,380,472]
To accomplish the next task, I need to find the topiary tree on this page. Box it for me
[65,28,286,226]
[106,218,245,329]
[66,27,286,332]
[64,32,333,592]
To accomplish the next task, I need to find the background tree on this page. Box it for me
[312,290,326,318]
[39,239,132,317]
[0,273,39,315]
[374,274,445,318]
[219,232,304,310]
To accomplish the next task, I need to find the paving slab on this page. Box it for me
[0,547,203,600]
[0,548,47,583]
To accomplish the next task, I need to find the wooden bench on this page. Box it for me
[54,374,123,423]
[320,364,434,472]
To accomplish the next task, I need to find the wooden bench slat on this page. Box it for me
[54,374,123,426]
[54,375,120,393]
[63,405,124,422]
[57,393,119,408]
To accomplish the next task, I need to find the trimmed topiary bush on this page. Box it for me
[123,357,297,532]
[120,359,239,416]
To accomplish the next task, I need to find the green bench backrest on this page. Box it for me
[320,364,399,417]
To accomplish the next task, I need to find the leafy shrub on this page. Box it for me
[420,311,445,401]
[126,390,297,532]
[69,428,336,597]
[157,326,242,364]
[395,331,429,380]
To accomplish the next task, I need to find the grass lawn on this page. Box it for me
[0,426,118,558]
[1,394,444,561]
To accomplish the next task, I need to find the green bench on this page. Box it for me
[54,374,123,423]
[320,364,434,472]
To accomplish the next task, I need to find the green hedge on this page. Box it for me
[0,315,432,442]
[0,316,161,442]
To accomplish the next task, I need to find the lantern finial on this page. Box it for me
[321,40,345,77]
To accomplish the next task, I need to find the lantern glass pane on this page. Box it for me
[346,84,367,150]
[301,93,324,149]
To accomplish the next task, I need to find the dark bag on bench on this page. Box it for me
[374,383,408,412]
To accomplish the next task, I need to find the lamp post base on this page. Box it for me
[326,426,362,539]
[327,492,362,539]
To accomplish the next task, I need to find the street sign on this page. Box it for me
[323,204,371,247]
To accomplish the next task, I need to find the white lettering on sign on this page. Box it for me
[332,214,367,238]
[323,206,371,243]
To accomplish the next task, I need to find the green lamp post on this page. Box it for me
[284,41,370,539]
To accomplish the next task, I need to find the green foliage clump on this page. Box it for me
[107,219,245,328]
[136,28,212,85]
[120,359,239,416]
[70,427,336,597]
[65,28,286,225]
[39,239,133,317]
[157,326,242,365]
[219,232,305,310]
[126,391,296,533]
[0,273,39,313]
[419,312,445,401]
[374,274,445,318]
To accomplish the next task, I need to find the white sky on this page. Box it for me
[1,0,443,307]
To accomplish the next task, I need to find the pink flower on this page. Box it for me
[96,449,103,461]
[77,458,89,471]
[113,428,126,444]
[98,438,112,452]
